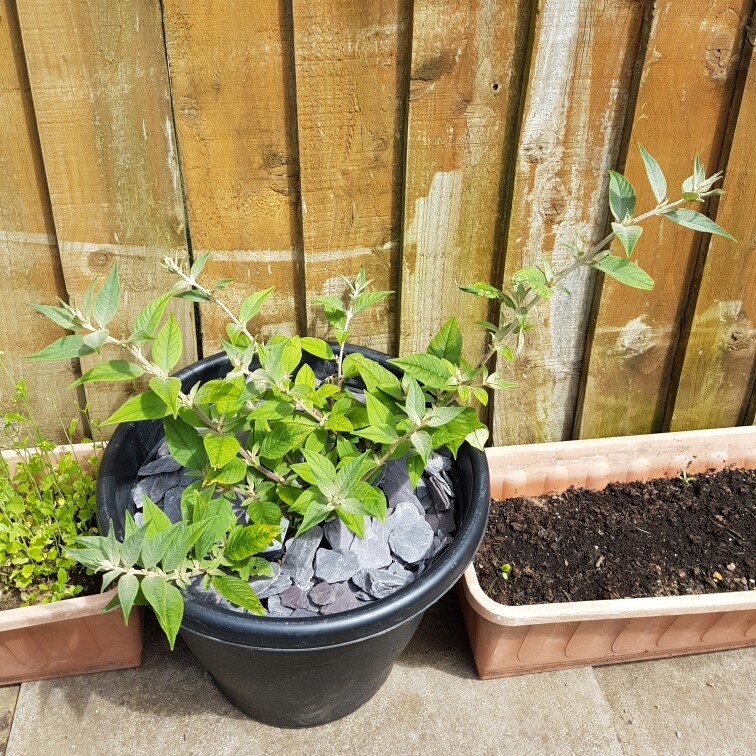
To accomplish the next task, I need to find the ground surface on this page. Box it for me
[478,469,756,605]
[2,592,754,756]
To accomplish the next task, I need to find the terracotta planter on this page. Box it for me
[0,443,143,686]
[459,427,756,679]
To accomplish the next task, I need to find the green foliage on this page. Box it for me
[0,380,99,607]
[26,147,733,640]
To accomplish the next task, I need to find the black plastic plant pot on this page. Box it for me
[96,345,490,728]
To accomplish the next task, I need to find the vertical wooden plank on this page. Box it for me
[490,0,645,445]
[575,0,751,440]
[162,0,304,353]
[0,0,80,442]
[292,0,410,354]
[400,0,531,364]
[668,30,756,431]
[17,0,196,426]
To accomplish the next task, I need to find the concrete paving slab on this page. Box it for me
[594,647,756,756]
[6,594,622,756]
[0,687,18,756]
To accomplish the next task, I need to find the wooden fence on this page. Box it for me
[1,0,754,447]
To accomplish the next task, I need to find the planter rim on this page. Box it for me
[97,347,491,649]
[1,441,120,631]
[465,428,756,626]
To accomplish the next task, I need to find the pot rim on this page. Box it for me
[97,346,491,648]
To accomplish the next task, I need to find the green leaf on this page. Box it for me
[82,329,109,351]
[457,282,501,299]
[693,153,705,186]
[190,251,210,278]
[427,317,463,365]
[302,449,338,495]
[352,290,393,314]
[299,497,334,534]
[410,430,432,462]
[152,314,182,373]
[512,267,552,298]
[313,295,345,312]
[365,392,395,428]
[141,525,180,569]
[103,391,170,425]
[28,303,78,330]
[225,523,279,561]
[132,292,173,339]
[93,262,120,327]
[117,573,139,625]
[143,497,173,535]
[424,405,466,427]
[299,337,335,360]
[149,377,181,418]
[175,290,212,303]
[466,426,489,451]
[163,417,208,471]
[121,524,148,568]
[334,453,372,497]
[205,457,247,485]
[28,334,95,361]
[430,407,488,455]
[247,500,282,525]
[341,353,403,399]
[388,353,453,390]
[662,209,735,241]
[594,255,654,290]
[161,521,212,572]
[259,419,315,459]
[611,223,643,258]
[203,433,241,469]
[71,360,143,387]
[239,287,274,322]
[406,454,425,488]
[404,376,425,425]
[211,575,264,615]
[81,278,96,319]
[141,576,184,650]
[607,170,636,222]
[638,144,667,204]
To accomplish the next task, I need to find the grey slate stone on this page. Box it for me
[433,535,454,556]
[265,594,294,617]
[425,512,440,532]
[280,585,318,611]
[161,487,183,523]
[314,548,360,583]
[290,608,319,618]
[132,472,179,507]
[363,568,410,599]
[323,517,355,551]
[309,581,340,606]
[281,526,322,587]
[133,512,143,526]
[157,439,170,457]
[428,474,454,511]
[425,451,452,475]
[350,569,371,593]
[349,520,391,570]
[385,500,422,532]
[377,457,415,502]
[387,562,414,581]
[436,509,456,534]
[248,563,281,597]
[138,456,181,476]
[415,477,429,499]
[255,572,292,600]
[389,517,435,563]
[320,584,360,614]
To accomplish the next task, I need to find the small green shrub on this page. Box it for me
[0,378,100,607]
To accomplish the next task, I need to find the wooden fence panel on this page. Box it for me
[668,31,756,431]
[399,0,530,366]
[16,0,196,427]
[0,0,79,441]
[292,0,410,353]
[162,0,304,353]
[490,0,645,445]
[574,0,751,440]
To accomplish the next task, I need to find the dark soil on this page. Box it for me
[476,468,756,606]
[0,569,100,612]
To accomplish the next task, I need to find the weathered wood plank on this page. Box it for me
[17,0,196,427]
[162,0,304,353]
[668,28,756,431]
[574,0,751,440]
[400,0,531,367]
[292,0,410,353]
[0,1,80,443]
[490,0,645,445]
